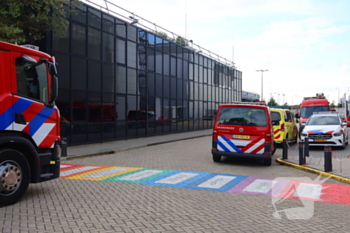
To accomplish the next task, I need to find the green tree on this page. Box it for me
[267,97,278,106]
[0,0,80,44]
[330,101,336,108]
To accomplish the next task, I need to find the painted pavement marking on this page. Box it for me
[144,170,209,187]
[59,163,350,205]
[197,175,236,189]
[243,179,278,193]
[293,183,322,199]
[104,168,173,184]
[77,167,142,181]
[156,172,198,184]
[118,169,163,181]
[60,166,100,178]
[186,173,247,192]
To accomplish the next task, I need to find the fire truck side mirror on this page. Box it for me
[48,61,58,106]
[50,76,58,104]
[49,62,58,76]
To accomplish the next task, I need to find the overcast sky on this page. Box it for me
[90,0,350,105]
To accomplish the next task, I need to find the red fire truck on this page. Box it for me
[0,41,61,206]
[297,93,330,137]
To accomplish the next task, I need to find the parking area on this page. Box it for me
[2,135,350,232]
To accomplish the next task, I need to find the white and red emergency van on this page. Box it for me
[211,102,275,166]
[0,41,61,206]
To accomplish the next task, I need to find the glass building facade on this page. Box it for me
[45,3,242,146]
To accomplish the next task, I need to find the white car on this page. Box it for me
[300,112,348,149]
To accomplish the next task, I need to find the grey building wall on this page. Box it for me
[46,3,242,146]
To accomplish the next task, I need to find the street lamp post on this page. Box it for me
[337,88,340,106]
[256,69,269,101]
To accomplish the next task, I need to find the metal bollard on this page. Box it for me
[304,138,309,157]
[282,138,288,160]
[324,146,332,172]
[298,141,305,165]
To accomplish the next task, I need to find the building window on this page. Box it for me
[88,8,101,28]
[102,32,114,63]
[88,27,101,60]
[88,60,101,91]
[71,56,87,90]
[116,66,126,94]
[127,68,137,95]
[127,41,137,68]
[116,39,125,64]
[72,23,86,55]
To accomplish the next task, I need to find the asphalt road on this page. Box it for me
[1,136,350,233]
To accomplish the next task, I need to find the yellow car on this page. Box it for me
[270,108,298,145]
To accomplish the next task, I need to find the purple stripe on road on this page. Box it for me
[228,177,290,197]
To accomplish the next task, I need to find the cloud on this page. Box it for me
[236,18,350,49]
[185,0,315,18]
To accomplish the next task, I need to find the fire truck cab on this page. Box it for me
[0,41,61,206]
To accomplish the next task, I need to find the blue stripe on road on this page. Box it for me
[185,173,248,192]
[142,170,210,187]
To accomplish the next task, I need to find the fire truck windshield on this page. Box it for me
[301,106,330,118]
[16,57,49,103]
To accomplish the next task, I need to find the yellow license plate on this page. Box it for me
[233,135,250,139]
[315,139,327,142]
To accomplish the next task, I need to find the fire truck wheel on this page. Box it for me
[0,149,30,206]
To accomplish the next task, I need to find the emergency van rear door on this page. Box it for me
[216,106,269,154]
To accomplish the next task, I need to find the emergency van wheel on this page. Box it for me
[263,158,272,166]
[0,149,30,206]
[213,154,221,162]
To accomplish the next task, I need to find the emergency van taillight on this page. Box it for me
[280,123,285,131]
[212,130,218,140]
[265,133,272,143]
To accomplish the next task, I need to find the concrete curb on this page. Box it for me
[276,157,350,184]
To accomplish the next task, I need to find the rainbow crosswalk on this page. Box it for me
[60,164,350,205]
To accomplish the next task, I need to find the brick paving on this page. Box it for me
[1,131,350,232]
